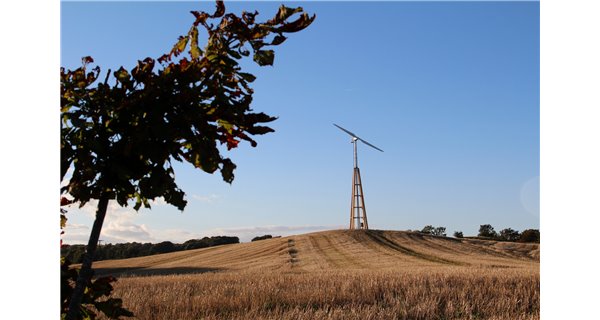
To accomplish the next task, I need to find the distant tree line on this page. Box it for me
[415,224,539,243]
[61,236,239,264]
[475,224,540,243]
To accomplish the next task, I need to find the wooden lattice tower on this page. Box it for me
[334,124,383,230]
[349,141,368,229]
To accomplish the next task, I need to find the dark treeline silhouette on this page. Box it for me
[475,224,540,243]
[61,236,239,263]
[416,224,540,243]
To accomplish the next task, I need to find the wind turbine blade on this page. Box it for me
[333,123,358,138]
[358,138,384,152]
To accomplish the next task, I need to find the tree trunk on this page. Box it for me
[65,194,110,320]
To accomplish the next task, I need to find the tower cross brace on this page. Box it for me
[349,138,369,230]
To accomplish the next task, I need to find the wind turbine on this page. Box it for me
[334,124,383,230]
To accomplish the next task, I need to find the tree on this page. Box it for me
[519,229,540,243]
[499,228,521,242]
[151,241,176,254]
[419,225,446,236]
[420,225,435,235]
[478,224,498,238]
[61,2,315,319]
[432,227,446,237]
[453,231,463,238]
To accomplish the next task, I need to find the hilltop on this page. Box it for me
[91,229,539,277]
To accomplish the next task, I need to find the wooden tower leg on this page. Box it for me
[350,167,369,230]
[356,168,368,229]
[349,166,356,229]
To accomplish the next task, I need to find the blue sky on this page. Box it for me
[60,1,539,243]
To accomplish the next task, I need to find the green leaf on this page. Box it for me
[239,72,256,82]
[217,119,234,133]
[253,50,275,66]
[164,188,187,211]
[246,125,275,135]
[269,5,303,25]
[221,158,236,183]
[276,13,316,33]
[60,214,68,229]
[114,67,130,82]
[190,27,201,59]
[271,35,287,46]
[174,35,188,55]
[228,49,242,59]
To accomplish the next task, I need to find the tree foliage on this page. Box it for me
[519,229,540,243]
[453,231,464,238]
[499,228,521,242]
[419,225,446,237]
[61,1,315,211]
[478,224,498,238]
[61,263,133,320]
[420,225,435,235]
[60,2,315,319]
[432,227,447,237]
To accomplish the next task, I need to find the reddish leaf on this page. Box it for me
[191,10,209,26]
[82,56,94,65]
[276,13,316,33]
[212,1,225,18]
[226,135,239,150]
[61,197,73,206]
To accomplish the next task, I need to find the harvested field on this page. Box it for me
[91,230,539,319]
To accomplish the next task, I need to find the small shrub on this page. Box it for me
[252,235,274,242]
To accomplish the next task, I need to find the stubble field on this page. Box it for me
[92,230,539,319]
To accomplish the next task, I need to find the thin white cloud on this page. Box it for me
[99,202,155,243]
[203,224,344,242]
[67,196,169,217]
[62,197,342,244]
[150,197,168,207]
[63,200,156,244]
[62,221,344,245]
[151,229,203,243]
[62,223,90,244]
[101,220,154,243]
[192,194,220,203]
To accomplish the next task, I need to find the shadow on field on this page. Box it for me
[93,267,224,277]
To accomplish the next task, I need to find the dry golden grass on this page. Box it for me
[90,230,539,319]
